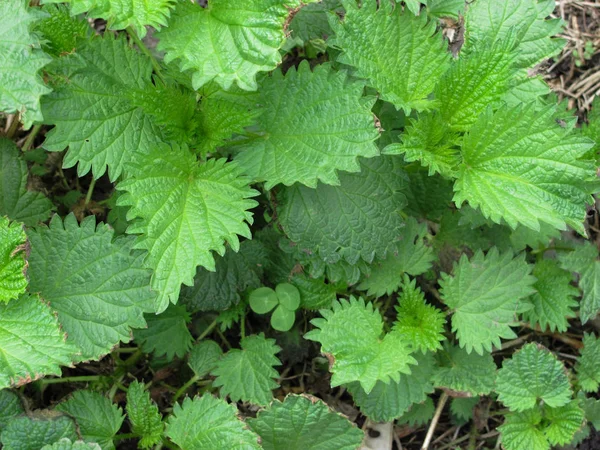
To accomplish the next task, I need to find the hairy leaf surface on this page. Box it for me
[576,333,600,393]
[0,218,27,303]
[126,381,163,449]
[432,344,496,395]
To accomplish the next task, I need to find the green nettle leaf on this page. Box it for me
[439,248,536,354]
[499,401,584,450]
[196,83,260,156]
[347,352,435,422]
[558,241,600,323]
[451,397,479,422]
[432,343,496,396]
[427,0,464,18]
[0,137,53,226]
[235,62,379,189]
[35,4,91,57]
[28,214,155,362]
[157,0,306,91]
[383,113,462,178]
[305,297,417,393]
[397,397,435,426]
[357,218,435,297]
[453,104,596,235]
[118,145,258,312]
[436,37,517,131]
[248,394,364,450]
[0,0,51,127]
[0,412,78,450]
[56,391,124,450]
[496,343,572,412]
[465,0,564,69]
[212,334,281,406]
[41,35,167,181]
[278,156,407,265]
[581,394,600,430]
[582,97,600,162]
[575,333,600,393]
[41,439,102,450]
[329,0,450,112]
[0,390,24,432]
[188,340,223,378]
[0,294,76,389]
[43,0,176,37]
[125,381,163,449]
[523,260,578,332]
[288,0,340,43]
[133,304,193,361]
[166,394,261,449]
[0,217,28,303]
[393,276,446,353]
[180,240,266,312]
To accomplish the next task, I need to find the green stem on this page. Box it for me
[39,375,105,385]
[126,27,165,84]
[84,178,97,207]
[196,319,218,342]
[113,347,138,354]
[5,114,20,138]
[113,433,137,442]
[216,327,232,350]
[22,124,41,152]
[161,439,179,450]
[173,375,200,402]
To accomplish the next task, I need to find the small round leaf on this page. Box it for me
[270,305,296,332]
[249,287,278,314]
[276,283,301,311]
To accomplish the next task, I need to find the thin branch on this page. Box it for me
[422,392,449,450]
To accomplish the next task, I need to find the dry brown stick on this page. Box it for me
[421,392,449,450]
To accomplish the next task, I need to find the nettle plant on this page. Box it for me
[1,0,600,449]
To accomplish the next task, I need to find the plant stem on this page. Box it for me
[5,114,20,138]
[196,318,218,342]
[422,392,448,450]
[173,375,200,402]
[113,347,139,354]
[22,124,41,151]
[84,178,97,207]
[39,375,105,385]
[113,433,137,442]
[126,27,165,84]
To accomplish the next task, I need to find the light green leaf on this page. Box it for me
[496,343,572,411]
[393,276,446,353]
[212,334,281,406]
[454,104,595,235]
[118,145,258,312]
[383,112,461,177]
[347,352,435,422]
[133,304,193,361]
[28,214,154,362]
[188,340,223,378]
[41,35,167,181]
[0,217,27,303]
[558,241,600,323]
[0,294,76,389]
[42,0,176,37]
[499,401,584,450]
[180,239,266,312]
[166,394,260,449]
[432,343,496,395]
[249,287,278,314]
[248,394,364,450]
[35,4,91,57]
[330,0,450,112]
[427,0,464,18]
[305,297,416,393]
[278,156,407,265]
[157,0,304,91]
[465,0,564,68]
[1,412,78,450]
[56,391,124,450]
[276,283,301,311]
[523,259,578,332]
[0,137,53,226]
[0,0,51,127]
[41,439,101,450]
[575,333,600,393]
[270,306,295,332]
[439,248,535,354]
[235,62,379,189]
[357,218,435,297]
[196,83,260,155]
[126,381,163,449]
[0,391,24,432]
